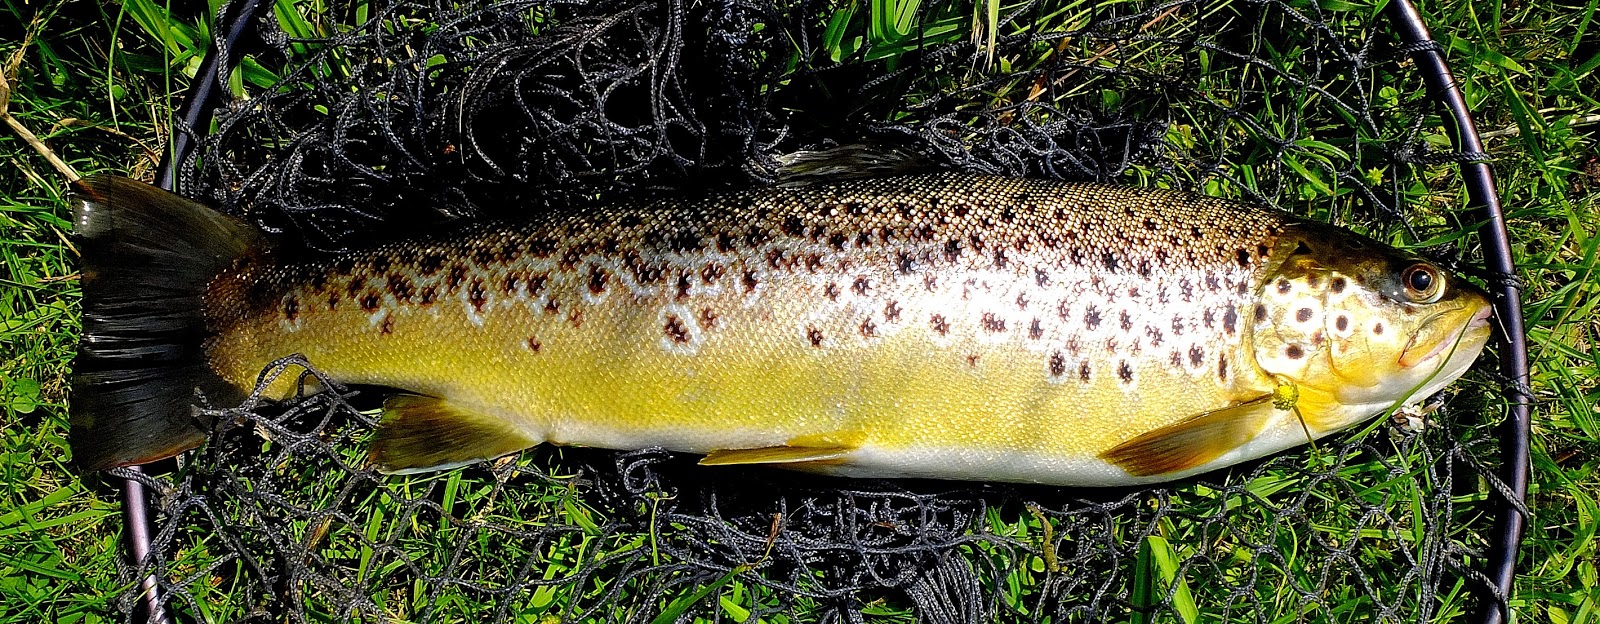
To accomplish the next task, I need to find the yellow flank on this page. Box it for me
[201,173,1493,484]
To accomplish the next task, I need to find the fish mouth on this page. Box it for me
[1397,305,1493,369]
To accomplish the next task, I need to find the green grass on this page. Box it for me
[2,0,1598,622]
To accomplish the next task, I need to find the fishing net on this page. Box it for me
[111,0,1524,621]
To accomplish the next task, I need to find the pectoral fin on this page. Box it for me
[1099,395,1275,478]
[369,395,540,474]
[700,432,864,466]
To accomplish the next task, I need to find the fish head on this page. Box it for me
[1250,224,1493,418]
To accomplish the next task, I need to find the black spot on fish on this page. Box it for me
[326,293,340,311]
[1029,318,1044,340]
[589,267,611,294]
[283,295,299,322]
[446,265,467,291]
[1202,308,1215,328]
[1312,331,1324,346]
[1277,279,1292,295]
[1120,310,1133,332]
[715,233,737,253]
[1142,217,1157,231]
[528,274,548,298]
[1297,307,1314,323]
[896,252,916,274]
[664,315,691,344]
[1191,226,1204,240]
[1066,335,1083,357]
[1224,308,1238,334]
[676,273,693,301]
[780,216,806,237]
[1189,345,1205,366]
[1102,252,1119,271]
[1306,275,1321,289]
[828,232,848,250]
[978,313,1006,333]
[1170,350,1183,367]
[418,287,436,306]
[1180,278,1194,302]
[1258,244,1270,259]
[1205,274,1221,292]
[924,275,939,292]
[700,308,718,330]
[930,314,950,336]
[859,318,878,338]
[388,274,414,302]
[885,301,903,322]
[1084,306,1102,330]
[852,276,872,296]
[1285,345,1304,359]
[1255,305,1268,323]
[380,316,394,335]
[1137,259,1152,277]
[1373,322,1385,335]
[469,278,488,313]
[824,282,841,301]
[1035,268,1050,287]
[1016,293,1029,310]
[568,309,584,329]
[1236,249,1252,268]
[1331,277,1347,294]
[1218,355,1229,382]
[965,354,981,368]
[503,273,522,296]
[943,239,963,262]
[360,292,381,313]
[1293,241,1312,255]
[1118,361,1134,383]
[544,298,561,316]
[806,326,825,347]
[1171,316,1185,336]
[742,270,759,294]
[417,253,446,275]
[1049,352,1067,377]
[993,249,1009,269]
[1336,315,1349,331]
[1079,361,1092,382]
[371,255,391,274]
[526,337,542,353]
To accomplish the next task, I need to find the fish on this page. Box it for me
[68,172,1494,485]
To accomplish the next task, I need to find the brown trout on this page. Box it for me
[69,173,1493,485]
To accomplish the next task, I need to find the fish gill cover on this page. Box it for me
[120,0,1511,621]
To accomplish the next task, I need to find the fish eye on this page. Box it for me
[1401,263,1444,303]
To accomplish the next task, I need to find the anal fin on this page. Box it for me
[699,432,863,466]
[1099,395,1275,478]
[369,395,540,474]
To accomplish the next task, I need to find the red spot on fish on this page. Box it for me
[664,314,691,344]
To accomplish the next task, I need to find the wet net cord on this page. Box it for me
[1385,2,1531,623]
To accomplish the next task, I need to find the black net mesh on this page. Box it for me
[120,0,1514,621]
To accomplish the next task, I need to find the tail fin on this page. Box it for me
[70,176,268,472]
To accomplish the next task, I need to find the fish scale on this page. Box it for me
[70,173,1492,484]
